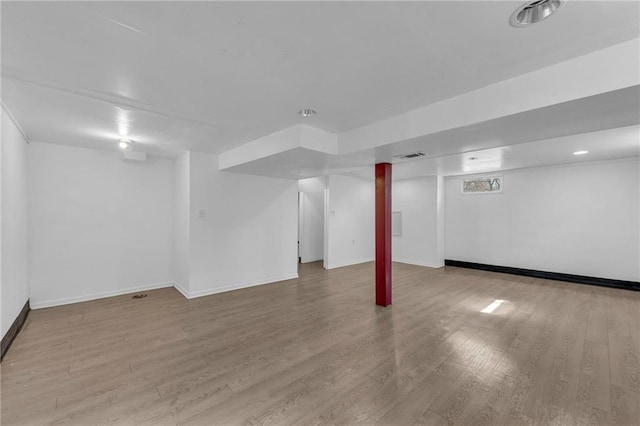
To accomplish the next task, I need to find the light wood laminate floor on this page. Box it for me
[2,262,639,425]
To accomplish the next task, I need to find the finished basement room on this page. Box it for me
[1,1,639,425]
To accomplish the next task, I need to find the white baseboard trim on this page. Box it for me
[173,281,190,299]
[393,259,444,269]
[31,281,175,309]
[30,273,302,307]
[325,258,374,270]
[177,273,299,299]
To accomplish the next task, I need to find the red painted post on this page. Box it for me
[375,163,392,306]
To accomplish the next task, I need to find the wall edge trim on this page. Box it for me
[30,281,175,309]
[1,300,30,361]
[393,259,444,269]
[444,259,640,291]
[1,100,30,143]
[325,258,374,270]
[183,273,299,299]
[173,281,190,299]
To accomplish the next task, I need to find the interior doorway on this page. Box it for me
[298,177,325,264]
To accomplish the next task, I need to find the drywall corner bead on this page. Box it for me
[1,101,30,143]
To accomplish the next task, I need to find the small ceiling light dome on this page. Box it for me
[119,138,133,150]
[573,150,589,156]
[510,0,563,27]
[298,108,317,118]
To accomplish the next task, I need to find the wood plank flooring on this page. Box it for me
[1,262,639,425]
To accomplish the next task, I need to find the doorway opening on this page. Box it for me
[298,177,326,265]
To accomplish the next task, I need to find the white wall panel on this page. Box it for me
[392,176,442,267]
[1,108,30,337]
[188,152,298,296]
[28,143,175,308]
[173,152,191,293]
[325,175,374,269]
[445,159,639,281]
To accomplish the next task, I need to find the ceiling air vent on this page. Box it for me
[393,152,426,160]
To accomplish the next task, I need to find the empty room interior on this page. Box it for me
[2,1,640,425]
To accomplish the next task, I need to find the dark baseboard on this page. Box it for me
[1,300,30,361]
[444,260,640,292]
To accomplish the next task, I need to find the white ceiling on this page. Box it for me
[345,125,640,181]
[224,86,640,178]
[2,1,639,177]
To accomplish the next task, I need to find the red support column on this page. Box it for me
[375,163,392,307]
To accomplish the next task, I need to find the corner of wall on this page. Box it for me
[173,281,191,299]
[436,175,445,265]
[323,176,330,269]
[1,106,30,339]
[173,151,191,295]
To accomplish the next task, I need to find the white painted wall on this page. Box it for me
[28,143,175,308]
[298,177,325,263]
[445,159,640,281]
[173,152,191,294]
[325,175,374,269]
[1,108,30,338]
[188,152,298,297]
[392,176,442,267]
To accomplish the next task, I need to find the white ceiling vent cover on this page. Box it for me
[393,152,426,160]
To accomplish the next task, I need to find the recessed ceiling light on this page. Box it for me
[510,0,563,27]
[573,150,589,156]
[119,138,133,150]
[298,109,317,118]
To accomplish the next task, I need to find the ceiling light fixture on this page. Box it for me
[298,108,317,118]
[119,138,133,150]
[573,150,589,156]
[510,0,563,27]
